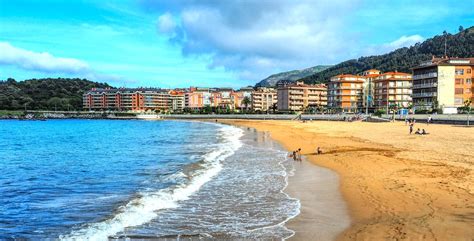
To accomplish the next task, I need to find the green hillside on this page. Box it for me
[0,78,111,110]
[256,65,331,87]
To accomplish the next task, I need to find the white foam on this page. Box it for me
[60,125,243,241]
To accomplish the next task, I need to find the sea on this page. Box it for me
[0,119,300,240]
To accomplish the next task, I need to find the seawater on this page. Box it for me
[0,120,299,240]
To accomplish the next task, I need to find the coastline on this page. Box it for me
[220,120,474,241]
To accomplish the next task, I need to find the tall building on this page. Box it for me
[362,69,381,110]
[412,57,474,113]
[251,87,277,112]
[373,72,412,110]
[327,74,366,112]
[277,81,327,112]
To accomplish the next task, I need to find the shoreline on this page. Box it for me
[220,121,351,241]
[220,120,474,241]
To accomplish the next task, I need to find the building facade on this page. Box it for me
[327,74,366,112]
[251,87,277,112]
[412,57,474,113]
[277,81,327,112]
[362,69,381,110]
[83,88,176,112]
[373,72,412,110]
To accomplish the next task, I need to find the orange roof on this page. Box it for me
[364,74,380,78]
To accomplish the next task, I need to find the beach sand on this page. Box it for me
[221,120,474,241]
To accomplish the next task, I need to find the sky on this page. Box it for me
[0,0,473,88]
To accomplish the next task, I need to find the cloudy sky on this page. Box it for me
[1,0,473,88]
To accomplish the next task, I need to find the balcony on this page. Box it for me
[412,83,438,89]
[413,72,437,80]
[412,92,437,98]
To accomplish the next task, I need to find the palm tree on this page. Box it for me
[242,96,251,112]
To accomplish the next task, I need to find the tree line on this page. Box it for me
[0,78,110,110]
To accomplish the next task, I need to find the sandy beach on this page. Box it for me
[221,120,474,241]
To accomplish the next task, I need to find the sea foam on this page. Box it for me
[60,125,243,241]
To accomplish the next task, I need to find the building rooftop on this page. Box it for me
[413,57,474,70]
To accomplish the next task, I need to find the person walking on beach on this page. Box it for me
[409,122,414,134]
[297,148,302,161]
[292,151,297,161]
[427,115,432,125]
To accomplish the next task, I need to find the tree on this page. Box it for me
[459,25,464,32]
[241,96,251,112]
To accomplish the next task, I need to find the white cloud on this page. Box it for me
[157,12,177,34]
[363,34,424,56]
[0,41,130,83]
[0,42,90,74]
[154,0,359,81]
[386,35,424,49]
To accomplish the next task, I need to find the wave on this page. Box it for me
[59,125,243,241]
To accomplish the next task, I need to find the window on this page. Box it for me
[454,98,463,105]
[466,89,471,94]
[455,88,464,94]
[468,69,472,74]
[467,79,472,84]
[455,79,464,85]
[455,69,464,75]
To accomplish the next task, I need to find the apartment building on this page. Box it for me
[373,72,412,110]
[362,69,381,110]
[412,57,474,113]
[251,87,277,112]
[232,87,253,110]
[277,81,327,112]
[185,87,213,109]
[327,74,366,112]
[83,88,174,112]
[169,90,185,111]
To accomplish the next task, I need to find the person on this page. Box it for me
[292,151,297,161]
[422,129,429,135]
[427,115,432,125]
[316,147,322,155]
[415,128,422,135]
[409,122,414,134]
[297,148,302,161]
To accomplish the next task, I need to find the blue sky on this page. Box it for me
[0,0,473,88]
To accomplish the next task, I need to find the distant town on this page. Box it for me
[83,56,473,115]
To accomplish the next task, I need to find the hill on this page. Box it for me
[300,26,474,84]
[255,65,331,87]
[0,78,111,110]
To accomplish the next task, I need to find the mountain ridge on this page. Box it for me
[255,65,331,87]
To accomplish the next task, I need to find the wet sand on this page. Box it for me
[221,120,474,241]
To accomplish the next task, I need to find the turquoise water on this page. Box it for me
[0,119,299,240]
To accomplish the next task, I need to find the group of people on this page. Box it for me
[291,148,302,161]
[408,118,430,135]
[289,147,323,162]
[415,128,429,135]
